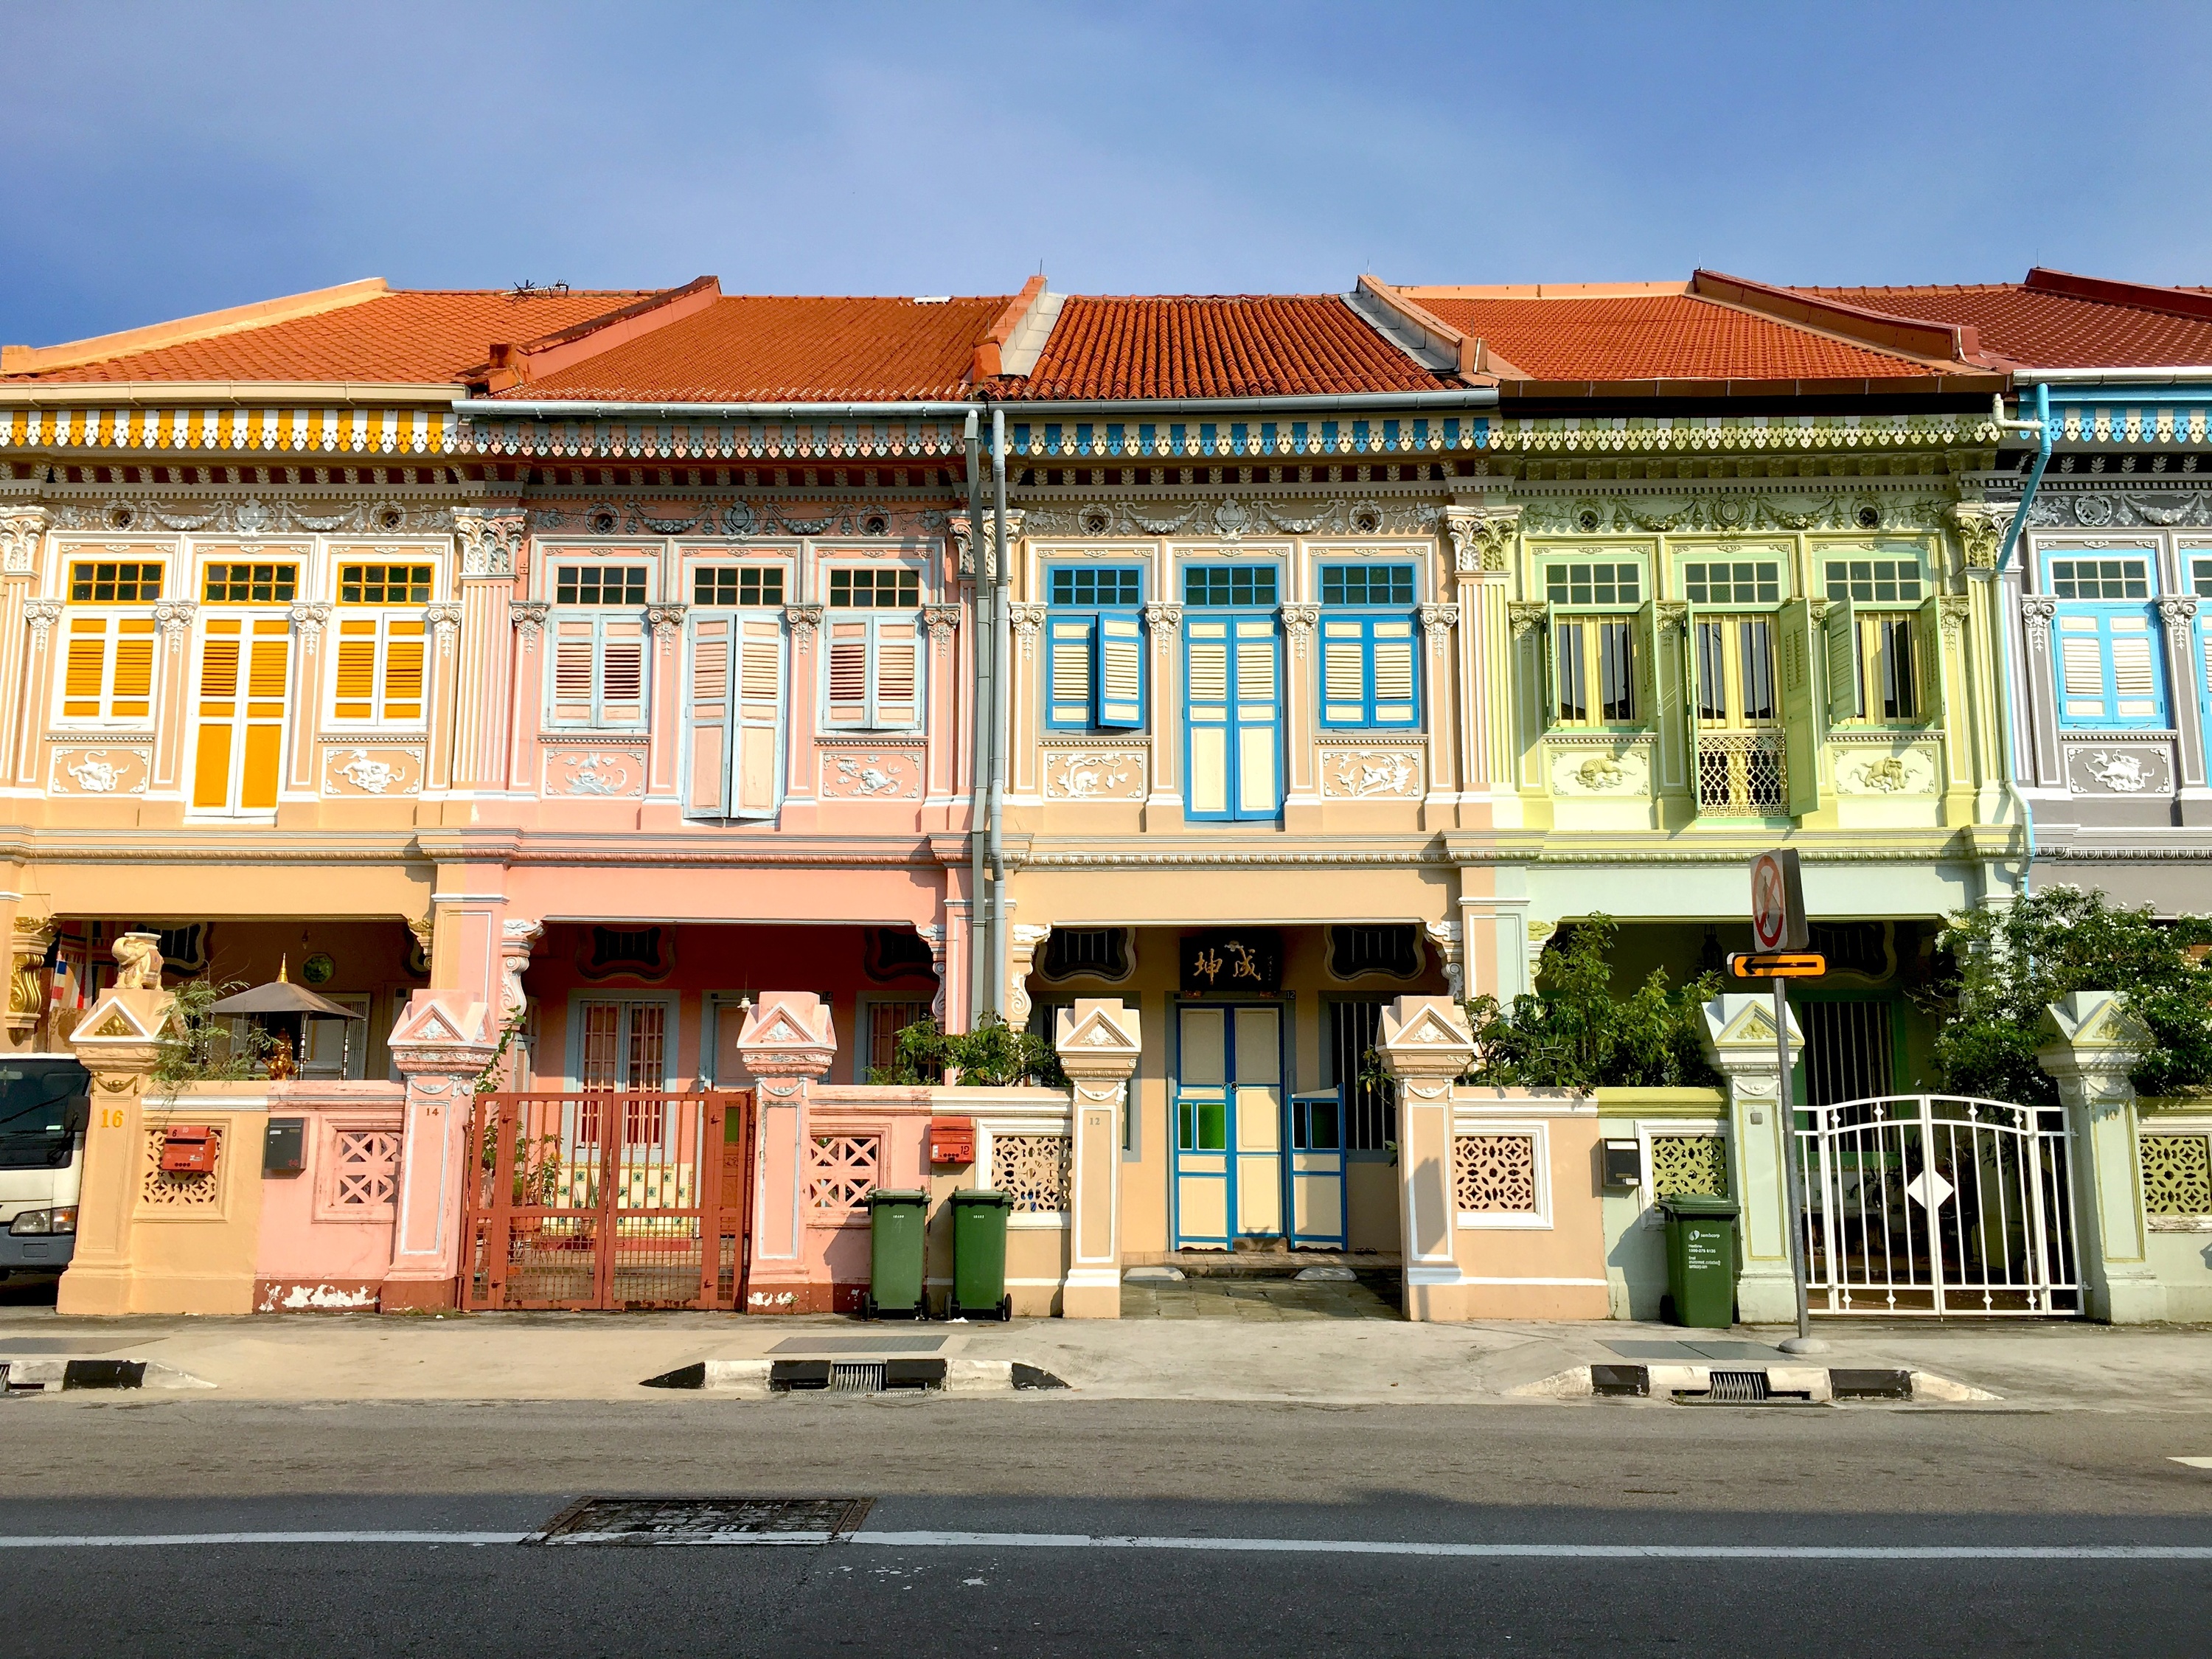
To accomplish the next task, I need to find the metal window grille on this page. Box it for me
[1039,928,1130,981]
[1328,1001,1394,1151]
[1328,925,1421,981]
[866,1001,931,1079]
[1798,1001,1895,1107]
[1695,731,1787,811]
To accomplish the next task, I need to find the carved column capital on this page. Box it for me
[0,506,49,574]
[509,600,551,641]
[922,603,963,651]
[1947,501,2010,571]
[1278,603,1319,657]
[1419,602,1460,646]
[784,604,825,644]
[1444,504,1520,574]
[1008,602,1048,660]
[1143,602,1183,656]
[22,598,62,643]
[288,602,333,643]
[645,602,688,648]
[453,507,526,577]
[1507,600,1548,639]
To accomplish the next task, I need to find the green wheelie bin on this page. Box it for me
[862,1189,928,1319]
[1659,1194,1739,1328]
[948,1188,1013,1321]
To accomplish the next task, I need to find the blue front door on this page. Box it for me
[1173,1004,1284,1248]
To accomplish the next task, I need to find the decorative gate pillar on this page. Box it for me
[1377,995,1476,1321]
[380,992,499,1312]
[736,992,836,1312]
[2038,991,2162,1323]
[1055,998,1141,1318]
[55,973,176,1315]
[1699,993,1803,1324]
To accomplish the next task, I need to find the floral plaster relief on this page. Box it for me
[546,748,647,799]
[2067,745,2171,796]
[1548,746,1651,797]
[1833,745,1938,796]
[1318,747,1423,799]
[818,747,922,800]
[50,746,150,796]
[321,743,425,797]
[1043,748,1147,801]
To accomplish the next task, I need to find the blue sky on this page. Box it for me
[8,0,2211,346]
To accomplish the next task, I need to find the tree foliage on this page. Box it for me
[872,1015,1068,1089]
[1461,915,1721,1091]
[1924,886,2212,1104]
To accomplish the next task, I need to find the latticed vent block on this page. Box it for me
[332,1129,400,1208]
[991,1133,1071,1213]
[1454,1133,1538,1213]
[2142,1133,2212,1215]
[139,1125,223,1208]
[1696,731,1786,812]
[806,1135,880,1215]
[1649,1133,1728,1198]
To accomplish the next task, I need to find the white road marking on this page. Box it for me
[2168,1457,2212,1469]
[0,1532,531,1548]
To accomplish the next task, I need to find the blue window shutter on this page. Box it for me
[1369,616,1418,727]
[1094,611,1144,728]
[1046,613,1096,729]
[1186,619,1231,818]
[1320,616,1368,728]
[2056,605,2166,728]
[1231,616,1281,818]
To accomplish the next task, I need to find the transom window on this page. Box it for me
[338,564,434,605]
[1184,566,1278,606]
[555,565,648,605]
[69,561,161,602]
[694,566,785,608]
[202,563,297,604]
[1683,561,1780,605]
[1824,558,1923,604]
[1545,562,1641,606]
[1050,567,1141,607]
[828,568,919,608]
[2049,557,2150,599]
[1320,564,1413,606]
[2192,557,2212,597]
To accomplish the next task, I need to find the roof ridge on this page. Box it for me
[3,277,390,375]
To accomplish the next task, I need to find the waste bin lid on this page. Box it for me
[951,1187,1012,1208]
[1658,1194,1739,1218]
[866,1188,928,1206]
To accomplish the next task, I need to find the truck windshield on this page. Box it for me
[0,1061,89,1169]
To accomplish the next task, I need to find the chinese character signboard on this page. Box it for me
[1180,929,1283,995]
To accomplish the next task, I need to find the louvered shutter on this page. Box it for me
[2108,611,2161,721]
[1370,617,1416,727]
[1547,612,1577,726]
[1095,611,1144,728]
[1823,598,1859,723]
[872,616,919,728]
[383,619,425,722]
[1233,616,1280,818]
[239,619,291,809]
[1910,594,1942,723]
[1321,617,1366,727]
[334,620,379,720]
[62,619,108,719]
[60,616,153,721]
[1778,599,1820,817]
[552,619,598,724]
[826,620,870,726]
[110,619,154,720]
[685,616,732,818]
[1186,619,1231,818]
[193,622,242,808]
[1047,614,1095,728]
[734,614,784,817]
[597,616,646,726]
[1635,599,1659,727]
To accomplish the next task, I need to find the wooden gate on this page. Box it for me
[464,1090,754,1311]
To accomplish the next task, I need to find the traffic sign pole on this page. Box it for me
[1749,846,1824,1356]
[1773,973,1820,1352]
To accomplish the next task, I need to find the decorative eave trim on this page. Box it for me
[1,405,456,456]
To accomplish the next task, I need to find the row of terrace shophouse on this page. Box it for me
[4,265,2212,1325]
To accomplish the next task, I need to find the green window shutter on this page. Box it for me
[1824,597,1860,723]
[1094,611,1144,728]
[1778,598,1820,816]
[684,615,732,818]
[1635,599,1659,727]
[1908,594,1942,723]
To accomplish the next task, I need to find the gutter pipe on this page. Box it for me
[964,410,990,1031]
[1992,383,2054,898]
[453,389,1500,421]
[990,408,1012,1025]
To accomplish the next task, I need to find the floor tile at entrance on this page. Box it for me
[1601,1340,1789,1361]
[1120,1275,1401,1321]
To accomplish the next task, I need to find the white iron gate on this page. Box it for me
[1795,1095,2079,1316]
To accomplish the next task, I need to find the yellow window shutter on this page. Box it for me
[334,622,378,720]
[383,621,425,721]
[63,619,108,718]
[111,619,156,718]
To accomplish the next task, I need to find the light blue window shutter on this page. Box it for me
[731,613,785,818]
[2106,608,2164,723]
[1320,616,1367,728]
[1232,616,1281,818]
[1370,616,1416,728]
[1186,619,1231,818]
[684,614,733,818]
[1047,613,1096,728]
[1094,611,1144,728]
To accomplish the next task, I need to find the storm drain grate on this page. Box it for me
[533,1498,874,1546]
[830,1363,886,1394]
[1707,1371,1770,1402]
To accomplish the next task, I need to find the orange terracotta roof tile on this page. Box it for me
[1002,296,1455,400]
[9,288,661,385]
[1796,281,2212,370]
[1405,291,1930,383]
[499,295,1009,403]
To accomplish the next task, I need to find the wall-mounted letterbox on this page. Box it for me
[1601,1138,1644,1190]
[160,1125,217,1175]
[263,1117,305,1176]
[929,1116,975,1166]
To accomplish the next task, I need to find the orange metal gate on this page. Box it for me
[464,1091,754,1311]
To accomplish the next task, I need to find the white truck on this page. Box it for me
[0,1055,91,1282]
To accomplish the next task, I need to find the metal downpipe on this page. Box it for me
[964,409,990,1029]
[990,407,1012,1024]
[1993,383,2054,900]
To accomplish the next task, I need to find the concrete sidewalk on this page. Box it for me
[1,1305,2208,1409]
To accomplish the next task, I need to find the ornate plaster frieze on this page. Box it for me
[43,498,451,537]
[1521,490,1947,538]
[1020,496,1440,540]
[1041,745,1148,801]
[2026,488,2212,530]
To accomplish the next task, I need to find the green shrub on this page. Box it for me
[153,978,272,1088]
[872,1014,1068,1089]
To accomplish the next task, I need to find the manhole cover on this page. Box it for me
[767,1335,948,1355]
[534,1498,874,1545]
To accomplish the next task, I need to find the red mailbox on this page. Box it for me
[929,1116,975,1166]
[160,1125,217,1175]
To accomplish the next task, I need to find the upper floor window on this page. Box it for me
[549,616,647,728]
[203,563,297,605]
[2050,557,2151,600]
[1545,562,1639,606]
[70,560,162,602]
[1683,560,1780,605]
[2046,554,2165,728]
[1321,564,1414,607]
[2191,557,2212,599]
[1543,560,1645,728]
[555,565,648,605]
[1695,616,1777,726]
[1822,555,1931,725]
[1318,564,1416,730]
[338,564,434,605]
[829,568,919,608]
[1184,565,1277,607]
[1046,565,1144,731]
[1824,558,1923,605]
[694,566,785,608]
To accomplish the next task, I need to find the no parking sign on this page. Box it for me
[1750,848,1806,953]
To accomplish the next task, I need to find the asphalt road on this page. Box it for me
[7,1395,2212,1655]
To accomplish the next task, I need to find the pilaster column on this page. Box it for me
[1007,922,1051,1029]
[55,964,177,1317]
[1376,995,1476,1321]
[2158,597,2208,797]
[496,918,544,1085]
[13,598,62,789]
[1142,601,1183,828]
[150,600,197,795]
[1007,602,1046,801]
[282,603,333,802]
[2038,991,2163,1322]
[643,602,687,802]
[1056,998,1141,1318]
[421,600,467,793]
[507,602,549,792]
[379,990,501,1311]
[0,507,49,787]
[1698,992,1803,1323]
[1279,602,1321,826]
[781,605,824,826]
[9,911,55,1053]
[1443,504,1518,827]
[451,507,525,792]
[735,992,836,1312]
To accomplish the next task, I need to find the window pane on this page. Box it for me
[202,563,298,604]
[1050,566,1141,607]
[554,566,648,605]
[828,568,919,608]
[1184,566,1278,606]
[69,561,163,603]
[694,567,785,607]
